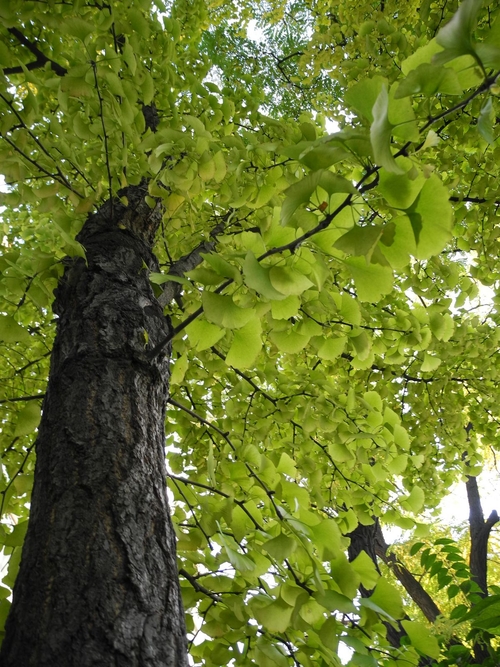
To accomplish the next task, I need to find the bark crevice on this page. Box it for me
[0,187,188,667]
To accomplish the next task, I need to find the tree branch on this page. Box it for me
[5,28,67,76]
[157,220,225,308]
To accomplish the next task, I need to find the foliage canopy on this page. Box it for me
[1,0,500,664]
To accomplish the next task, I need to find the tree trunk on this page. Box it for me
[373,523,442,623]
[0,187,188,667]
[465,472,498,663]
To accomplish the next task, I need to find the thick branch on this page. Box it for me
[466,473,499,596]
[374,524,442,623]
[5,28,67,76]
[157,224,223,308]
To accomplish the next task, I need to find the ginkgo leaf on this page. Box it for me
[334,225,382,257]
[407,174,453,259]
[269,266,313,296]
[404,485,426,514]
[262,534,297,560]
[200,253,241,282]
[318,336,347,361]
[280,170,353,225]
[270,329,310,353]
[243,252,286,300]
[421,353,441,372]
[271,295,300,319]
[251,598,293,633]
[346,257,394,302]
[225,317,262,369]
[186,319,225,351]
[351,550,380,589]
[0,316,31,343]
[202,292,255,329]
[14,402,41,437]
[435,0,481,63]
[345,76,386,122]
[401,621,441,659]
[378,168,425,209]
[478,97,495,144]
[370,85,405,175]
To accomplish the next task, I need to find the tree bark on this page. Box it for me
[0,186,188,667]
[348,521,435,665]
[466,473,499,597]
[373,523,442,623]
[465,473,498,663]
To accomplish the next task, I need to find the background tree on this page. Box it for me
[0,0,500,665]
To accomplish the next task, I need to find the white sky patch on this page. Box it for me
[247,19,265,43]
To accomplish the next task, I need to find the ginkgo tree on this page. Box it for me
[0,0,499,665]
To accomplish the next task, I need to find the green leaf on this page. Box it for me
[379,216,417,268]
[186,319,225,351]
[334,225,382,258]
[346,257,393,302]
[149,272,190,287]
[407,174,453,259]
[269,266,313,296]
[478,97,494,144]
[269,329,310,353]
[276,452,297,476]
[14,402,41,437]
[401,620,441,659]
[251,597,293,633]
[421,353,441,372]
[311,519,342,558]
[330,553,360,598]
[224,545,255,573]
[63,18,94,42]
[328,441,354,463]
[299,144,350,170]
[351,331,372,361]
[281,173,320,225]
[435,0,482,64]
[262,534,297,560]
[141,71,155,105]
[351,550,380,589]
[401,39,444,75]
[386,454,408,475]
[429,312,454,342]
[0,316,31,343]
[315,589,357,614]
[200,253,241,283]
[2,521,28,547]
[395,63,462,98]
[368,578,404,620]
[410,542,426,556]
[280,170,354,225]
[345,77,385,122]
[271,295,300,319]
[170,355,188,385]
[225,317,262,369]
[202,292,255,329]
[370,85,404,174]
[242,252,286,300]
[378,168,425,210]
[404,485,426,514]
[317,336,347,361]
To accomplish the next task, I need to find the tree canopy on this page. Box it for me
[1,0,500,664]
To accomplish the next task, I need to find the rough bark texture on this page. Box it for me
[0,186,188,667]
[465,473,498,663]
[347,521,434,666]
[373,523,442,624]
[466,473,499,597]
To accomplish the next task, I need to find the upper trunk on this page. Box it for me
[0,186,188,667]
